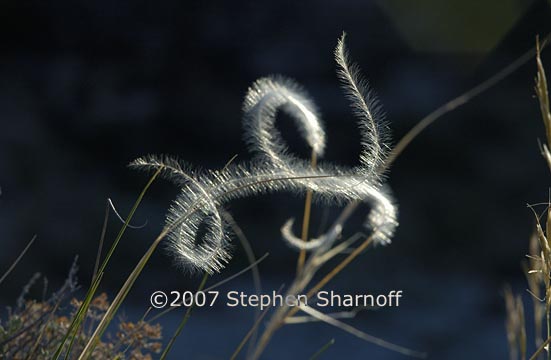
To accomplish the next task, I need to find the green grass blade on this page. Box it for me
[309,338,335,360]
[52,271,103,359]
[95,167,163,280]
[53,168,162,360]
[62,272,104,360]
[0,235,36,286]
[159,273,209,360]
[78,228,167,359]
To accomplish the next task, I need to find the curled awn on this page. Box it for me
[131,34,398,273]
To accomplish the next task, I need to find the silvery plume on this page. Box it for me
[130,34,398,274]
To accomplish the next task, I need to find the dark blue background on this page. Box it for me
[1,1,551,358]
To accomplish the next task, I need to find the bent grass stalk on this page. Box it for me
[53,167,162,360]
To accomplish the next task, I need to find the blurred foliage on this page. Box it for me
[376,0,536,52]
[0,271,162,360]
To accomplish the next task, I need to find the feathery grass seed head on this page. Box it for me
[243,76,326,163]
[131,35,399,273]
[335,33,390,182]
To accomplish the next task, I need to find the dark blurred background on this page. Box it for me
[1,0,551,358]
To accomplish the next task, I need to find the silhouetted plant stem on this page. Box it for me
[297,150,317,274]
[160,273,209,360]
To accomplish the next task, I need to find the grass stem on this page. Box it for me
[159,273,209,360]
[297,150,318,274]
[308,338,335,360]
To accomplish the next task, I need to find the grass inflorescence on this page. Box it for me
[1,32,548,359]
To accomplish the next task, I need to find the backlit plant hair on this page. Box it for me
[130,33,398,274]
